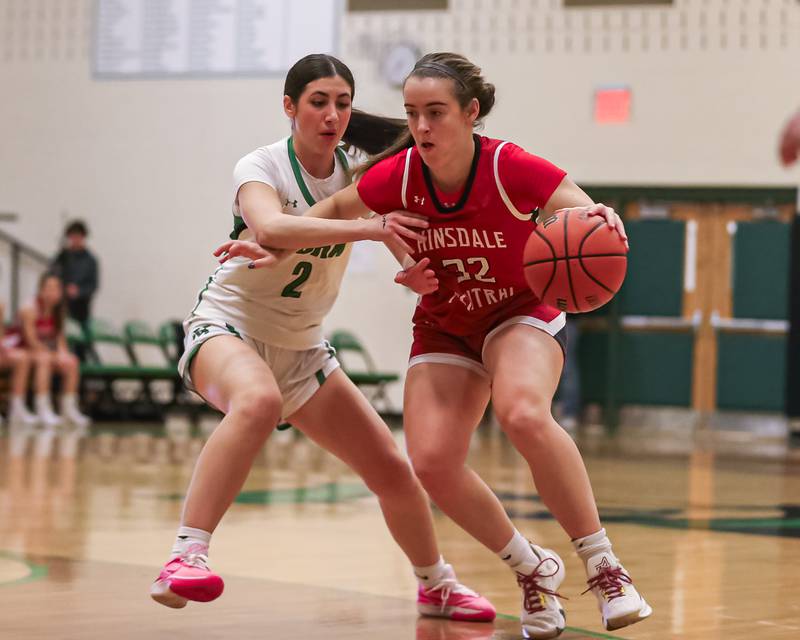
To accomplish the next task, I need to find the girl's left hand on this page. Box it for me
[555,203,629,249]
[213,240,286,269]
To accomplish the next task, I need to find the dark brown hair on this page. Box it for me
[37,271,65,335]
[283,54,406,156]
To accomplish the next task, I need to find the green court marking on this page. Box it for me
[234,482,372,504]
[0,551,48,588]
[164,482,373,505]
[495,612,626,639]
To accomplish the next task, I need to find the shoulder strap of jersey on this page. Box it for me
[401,147,413,209]
[493,141,533,222]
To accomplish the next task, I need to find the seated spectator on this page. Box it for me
[0,301,38,427]
[17,273,90,429]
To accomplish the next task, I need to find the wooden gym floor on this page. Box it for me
[1,418,799,639]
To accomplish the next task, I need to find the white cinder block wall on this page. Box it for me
[0,0,798,407]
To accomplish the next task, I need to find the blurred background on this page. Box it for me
[1,0,798,425]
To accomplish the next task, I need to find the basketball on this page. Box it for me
[523,210,628,313]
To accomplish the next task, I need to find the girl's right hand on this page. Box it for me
[394,257,439,295]
[213,240,287,269]
[368,212,429,255]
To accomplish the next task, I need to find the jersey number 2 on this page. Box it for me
[281,261,313,298]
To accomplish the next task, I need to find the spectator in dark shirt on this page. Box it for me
[51,220,98,330]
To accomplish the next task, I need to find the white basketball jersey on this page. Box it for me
[190,136,353,350]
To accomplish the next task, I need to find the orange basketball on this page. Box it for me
[523,210,628,313]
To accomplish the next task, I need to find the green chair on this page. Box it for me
[328,330,399,413]
[124,320,181,404]
[158,320,182,365]
[65,318,86,353]
[125,320,176,372]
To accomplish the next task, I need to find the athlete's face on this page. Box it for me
[39,276,63,307]
[284,76,352,155]
[403,76,479,167]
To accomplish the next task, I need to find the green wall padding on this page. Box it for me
[732,221,790,320]
[717,333,786,411]
[620,220,685,317]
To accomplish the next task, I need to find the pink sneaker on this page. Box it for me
[150,549,224,609]
[417,564,496,622]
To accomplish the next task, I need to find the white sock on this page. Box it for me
[61,393,80,413]
[171,526,212,558]
[497,529,537,568]
[572,528,615,566]
[35,394,55,415]
[413,556,447,589]
[10,395,28,413]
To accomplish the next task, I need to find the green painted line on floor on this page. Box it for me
[0,551,49,588]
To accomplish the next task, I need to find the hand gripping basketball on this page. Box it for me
[523,208,628,313]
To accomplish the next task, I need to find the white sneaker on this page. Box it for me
[8,406,39,427]
[583,552,652,631]
[513,545,566,639]
[63,406,91,430]
[37,409,63,429]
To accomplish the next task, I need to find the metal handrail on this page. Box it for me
[710,311,789,334]
[0,224,50,316]
[621,310,703,331]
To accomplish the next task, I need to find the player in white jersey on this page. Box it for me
[150,54,496,624]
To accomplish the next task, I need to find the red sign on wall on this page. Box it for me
[594,86,631,124]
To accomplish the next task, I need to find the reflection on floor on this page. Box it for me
[1,414,800,639]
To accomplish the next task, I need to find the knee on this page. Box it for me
[7,349,30,366]
[58,353,79,371]
[408,447,459,496]
[495,398,553,443]
[362,452,421,499]
[34,351,53,368]
[229,388,282,435]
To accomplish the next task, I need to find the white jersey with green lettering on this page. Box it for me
[190,136,354,350]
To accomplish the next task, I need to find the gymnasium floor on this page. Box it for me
[1,417,799,639]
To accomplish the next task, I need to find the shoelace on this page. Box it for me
[582,566,632,602]
[516,557,566,615]
[429,577,456,613]
[427,577,478,613]
[178,544,211,571]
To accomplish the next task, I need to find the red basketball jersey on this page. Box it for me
[358,135,566,335]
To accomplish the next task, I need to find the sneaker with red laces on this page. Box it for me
[514,545,566,640]
[150,548,224,609]
[417,564,496,622]
[583,552,652,631]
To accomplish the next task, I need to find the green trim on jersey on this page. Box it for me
[191,265,224,315]
[224,323,242,339]
[230,141,349,239]
[287,137,350,207]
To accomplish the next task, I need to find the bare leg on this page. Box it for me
[289,369,438,566]
[403,363,516,552]
[182,336,282,532]
[484,324,600,539]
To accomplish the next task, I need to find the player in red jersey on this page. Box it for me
[228,53,651,638]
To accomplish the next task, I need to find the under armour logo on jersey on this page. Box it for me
[284,198,298,208]
[413,195,425,206]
